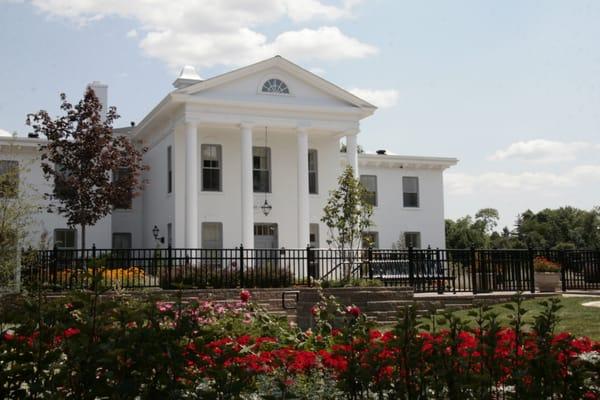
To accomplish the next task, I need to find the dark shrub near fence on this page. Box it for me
[22,246,600,293]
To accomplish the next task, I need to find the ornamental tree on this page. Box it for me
[26,87,147,249]
[321,166,373,278]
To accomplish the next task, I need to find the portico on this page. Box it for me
[181,117,362,249]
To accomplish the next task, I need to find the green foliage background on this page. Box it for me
[446,206,600,249]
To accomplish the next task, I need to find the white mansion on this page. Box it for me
[0,56,457,251]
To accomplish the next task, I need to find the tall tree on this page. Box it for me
[322,165,373,278]
[26,87,147,249]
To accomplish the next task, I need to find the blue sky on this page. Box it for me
[1,0,599,230]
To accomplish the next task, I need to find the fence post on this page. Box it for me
[367,246,373,280]
[239,244,245,288]
[167,245,172,289]
[528,247,535,293]
[91,244,97,292]
[470,246,477,294]
[408,245,415,287]
[560,250,567,292]
[52,244,58,288]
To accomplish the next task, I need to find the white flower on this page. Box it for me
[578,351,600,364]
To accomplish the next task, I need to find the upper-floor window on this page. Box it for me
[201,144,222,191]
[253,146,271,193]
[0,160,18,198]
[308,149,318,194]
[113,168,132,209]
[360,175,377,206]
[403,176,419,208]
[167,146,172,193]
[261,78,290,94]
[54,228,76,249]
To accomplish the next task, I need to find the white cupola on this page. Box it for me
[173,65,203,89]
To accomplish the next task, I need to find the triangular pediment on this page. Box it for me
[178,56,376,111]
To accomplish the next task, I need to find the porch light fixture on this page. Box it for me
[152,225,165,244]
[261,126,272,216]
[261,199,272,216]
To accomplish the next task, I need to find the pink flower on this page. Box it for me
[63,327,80,338]
[310,305,320,316]
[346,305,361,318]
[157,302,173,312]
[240,290,251,303]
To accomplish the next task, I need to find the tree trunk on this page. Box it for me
[81,224,86,250]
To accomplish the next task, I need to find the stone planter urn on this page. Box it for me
[535,272,561,292]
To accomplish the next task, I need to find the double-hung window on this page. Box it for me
[0,160,18,198]
[362,231,379,248]
[201,144,222,191]
[403,176,419,208]
[202,222,223,263]
[54,163,73,200]
[253,147,271,193]
[404,232,421,248]
[112,233,132,249]
[54,229,77,249]
[113,168,132,209]
[360,175,377,206]
[308,149,318,194]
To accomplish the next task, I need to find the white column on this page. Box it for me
[185,121,198,248]
[240,123,254,248]
[346,133,359,176]
[297,128,310,248]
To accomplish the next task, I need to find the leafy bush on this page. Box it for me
[159,264,240,289]
[159,263,294,289]
[321,278,383,288]
[245,264,294,288]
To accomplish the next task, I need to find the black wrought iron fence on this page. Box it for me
[21,246,600,293]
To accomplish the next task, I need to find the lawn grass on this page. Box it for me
[420,295,600,340]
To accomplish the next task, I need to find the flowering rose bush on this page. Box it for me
[1,289,599,399]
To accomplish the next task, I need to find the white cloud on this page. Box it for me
[28,0,374,69]
[489,139,600,163]
[126,29,138,38]
[446,165,600,195]
[349,88,399,108]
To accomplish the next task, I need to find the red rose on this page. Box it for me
[240,290,251,303]
[64,327,81,338]
[2,331,15,341]
[346,305,361,318]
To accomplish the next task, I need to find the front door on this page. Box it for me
[254,223,278,249]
